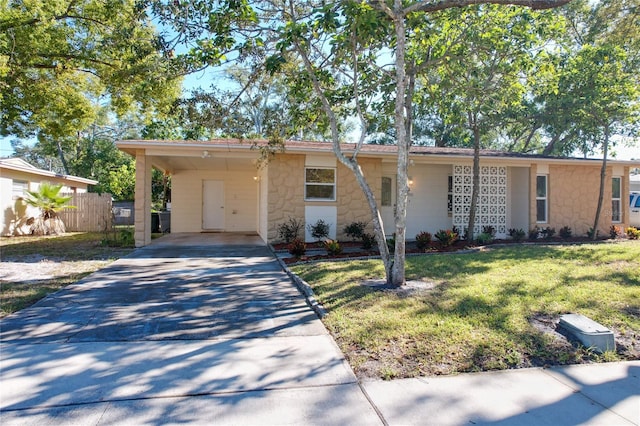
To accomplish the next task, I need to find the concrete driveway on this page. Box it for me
[0,233,381,424]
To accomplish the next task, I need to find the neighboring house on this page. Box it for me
[116,139,640,248]
[0,158,97,236]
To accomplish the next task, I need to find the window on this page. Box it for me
[12,180,28,199]
[447,175,453,215]
[612,177,621,222]
[381,177,392,207]
[305,168,336,201]
[536,175,548,223]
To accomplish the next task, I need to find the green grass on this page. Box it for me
[291,241,640,379]
[1,232,135,317]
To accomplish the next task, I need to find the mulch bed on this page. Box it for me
[275,236,612,265]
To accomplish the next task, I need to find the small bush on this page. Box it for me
[287,238,307,257]
[277,217,304,243]
[308,219,330,241]
[528,227,540,240]
[587,227,599,239]
[361,233,376,250]
[508,228,526,242]
[476,232,494,245]
[101,228,135,247]
[481,226,496,238]
[452,225,466,240]
[386,234,396,254]
[323,239,343,255]
[415,231,432,250]
[344,221,367,241]
[609,225,622,239]
[559,226,572,239]
[626,227,640,240]
[435,229,458,247]
[541,227,556,239]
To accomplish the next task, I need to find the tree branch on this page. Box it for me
[403,0,573,15]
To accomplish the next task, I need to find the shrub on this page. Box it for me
[344,221,367,241]
[435,229,458,247]
[541,227,556,239]
[308,219,330,241]
[386,234,396,254]
[559,226,572,239]
[287,238,307,257]
[323,239,343,255]
[415,231,432,250]
[277,217,304,243]
[528,227,540,240]
[508,228,526,242]
[481,226,496,238]
[587,227,599,239]
[361,233,376,250]
[609,225,622,239]
[626,227,640,240]
[476,232,494,245]
[452,225,466,240]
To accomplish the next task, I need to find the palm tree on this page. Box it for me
[25,182,75,235]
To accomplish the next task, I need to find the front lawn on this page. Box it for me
[0,232,135,317]
[291,241,640,379]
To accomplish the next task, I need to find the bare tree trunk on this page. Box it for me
[467,113,481,241]
[592,124,610,240]
[390,0,409,287]
[289,5,393,284]
[56,140,70,175]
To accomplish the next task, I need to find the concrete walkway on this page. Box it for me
[1,233,638,425]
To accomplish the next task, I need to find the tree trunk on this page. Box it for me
[56,140,70,175]
[290,21,394,284]
[467,113,481,242]
[592,124,610,240]
[391,0,409,287]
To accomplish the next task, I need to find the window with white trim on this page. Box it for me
[12,180,28,199]
[447,175,453,215]
[612,177,621,222]
[305,168,336,201]
[536,175,548,223]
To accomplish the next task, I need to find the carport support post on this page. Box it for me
[134,149,152,247]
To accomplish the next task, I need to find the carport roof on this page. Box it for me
[116,138,640,167]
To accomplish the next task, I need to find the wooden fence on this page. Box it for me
[58,193,113,232]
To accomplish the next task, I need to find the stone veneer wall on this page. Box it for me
[267,154,382,243]
[545,164,614,236]
[267,154,306,242]
[336,157,382,240]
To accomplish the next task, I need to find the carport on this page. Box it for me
[116,139,268,247]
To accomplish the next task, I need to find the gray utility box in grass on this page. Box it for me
[559,313,615,353]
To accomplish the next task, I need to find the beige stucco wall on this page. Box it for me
[171,169,258,233]
[404,163,453,238]
[530,163,624,237]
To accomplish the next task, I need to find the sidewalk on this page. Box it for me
[363,361,639,425]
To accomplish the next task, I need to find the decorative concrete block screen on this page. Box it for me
[452,165,507,237]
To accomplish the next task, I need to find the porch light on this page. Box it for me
[202,150,211,158]
[408,177,414,186]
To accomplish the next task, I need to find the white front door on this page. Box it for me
[203,180,225,230]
